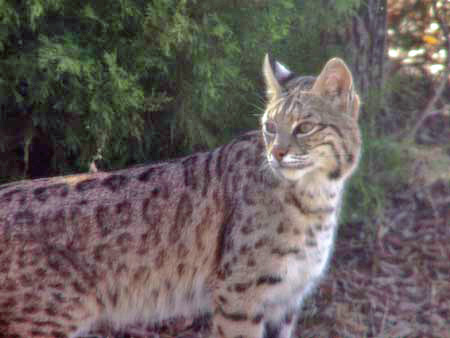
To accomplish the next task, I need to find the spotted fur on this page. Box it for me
[0,55,361,338]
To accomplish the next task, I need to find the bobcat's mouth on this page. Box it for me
[268,156,314,181]
[269,155,313,170]
[280,161,313,170]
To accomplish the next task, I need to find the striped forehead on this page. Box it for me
[266,91,322,122]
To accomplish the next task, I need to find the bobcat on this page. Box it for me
[0,54,361,338]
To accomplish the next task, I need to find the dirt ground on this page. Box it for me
[297,179,449,338]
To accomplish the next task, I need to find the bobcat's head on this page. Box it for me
[262,54,361,183]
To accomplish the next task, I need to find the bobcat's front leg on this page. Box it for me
[212,288,265,338]
[263,309,299,338]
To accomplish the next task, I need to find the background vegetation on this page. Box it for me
[0,0,448,226]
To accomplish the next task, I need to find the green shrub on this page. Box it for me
[342,128,411,226]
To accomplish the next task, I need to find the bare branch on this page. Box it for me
[408,0,449,140]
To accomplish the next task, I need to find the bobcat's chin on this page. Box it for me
[269,158,315,182]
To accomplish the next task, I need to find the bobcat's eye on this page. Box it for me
[264,121,277,134]
[293,122,315,136]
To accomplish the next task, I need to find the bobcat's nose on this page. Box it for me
[272,146,288,162]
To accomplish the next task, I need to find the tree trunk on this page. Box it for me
[341,0,388,133]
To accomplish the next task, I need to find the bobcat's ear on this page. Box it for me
[263,53,293,101]
[312,58,359,119]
